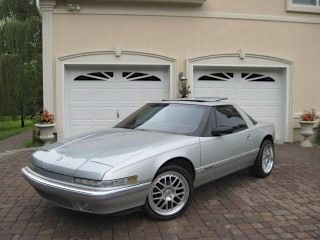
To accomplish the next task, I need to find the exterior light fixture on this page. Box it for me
[179,72,191,98]
[67,2,81,12]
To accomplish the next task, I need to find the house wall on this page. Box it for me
[47,0,320,141]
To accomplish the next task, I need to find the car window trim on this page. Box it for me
[200,107,216,137]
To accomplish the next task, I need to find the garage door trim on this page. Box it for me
[56,50,177,139]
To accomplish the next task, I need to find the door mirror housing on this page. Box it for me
[211,126,234,136]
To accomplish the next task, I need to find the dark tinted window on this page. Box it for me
[215,105,247,133]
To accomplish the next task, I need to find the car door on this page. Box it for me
[198,105,257,182]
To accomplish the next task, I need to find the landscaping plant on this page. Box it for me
[0,0,42,128]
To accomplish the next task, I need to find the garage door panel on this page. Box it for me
[69,89,94,102]
[194,88,213,97]
[95,89,117,102]
[118,82,167,88]
[242,105,280,118]
[70,108,93,120]
[92,108,117,120]
[94,125,117,131]
[240,100,280,106]
[239,89,256,100]
[194,82,234,88]
[69,126,93,137]
[239,89,281,100]
[255,107,280,118]
[66,66,170,137]
[242,82,280,89]
[93,120,118,127]
[143,89,169,101]
[93,102,117,107]
[193,68,284,141]
[256,89,281,100]
[69,101,94,107]
[118,89,141,101]
[211,89,235,98]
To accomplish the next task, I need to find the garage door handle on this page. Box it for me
[116,110,120,119]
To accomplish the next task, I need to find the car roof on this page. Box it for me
[157,98,234,107]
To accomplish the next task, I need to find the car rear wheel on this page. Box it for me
[252,139,275,178]
[144,165,193,220]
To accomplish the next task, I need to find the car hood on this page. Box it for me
[31,128,196,180]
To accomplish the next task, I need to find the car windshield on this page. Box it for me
[115,103,208,136]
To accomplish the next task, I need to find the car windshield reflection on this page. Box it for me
[115,103,208,136]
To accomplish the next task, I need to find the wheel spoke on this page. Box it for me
[153,196,163,200]
[172,177,179,186]
[261,144,274,174]
[157,181,166,188]
[159,200,166,209]
[176,186,184,191]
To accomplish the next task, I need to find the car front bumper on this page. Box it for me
[21,166,151,214]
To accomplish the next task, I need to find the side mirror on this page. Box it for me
[211,126,233,136]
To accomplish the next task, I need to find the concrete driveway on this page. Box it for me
[0,144,319,240]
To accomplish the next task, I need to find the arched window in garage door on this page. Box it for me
[241,73,276,82]
[122,72,161,81]
[198,72,234,81]
[74,72,114,81]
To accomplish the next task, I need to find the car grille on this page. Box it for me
[29,163,74,184]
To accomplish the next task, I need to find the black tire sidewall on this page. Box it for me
[144,165,194,220]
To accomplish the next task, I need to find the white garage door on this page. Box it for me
[66,65,170,137]
[193,68,284,141]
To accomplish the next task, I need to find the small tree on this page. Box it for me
[0,0,42,127]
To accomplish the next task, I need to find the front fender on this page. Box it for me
[103,139,201,184]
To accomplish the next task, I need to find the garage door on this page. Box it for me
[193,68,284,141]
[66,65,170,137]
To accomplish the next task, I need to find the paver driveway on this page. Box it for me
[0,144,319,240]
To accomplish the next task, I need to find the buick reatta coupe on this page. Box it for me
[22,99,275,220]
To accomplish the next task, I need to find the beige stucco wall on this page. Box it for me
[49,0,320,141]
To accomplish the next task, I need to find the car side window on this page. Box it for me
[215,105,248,133]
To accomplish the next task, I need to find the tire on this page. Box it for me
[144,165,194,220]
[252,139,275,178]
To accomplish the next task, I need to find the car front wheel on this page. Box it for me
[144,165,193,220]
[252,139,275,178]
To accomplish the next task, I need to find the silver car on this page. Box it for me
[22,99,275,220]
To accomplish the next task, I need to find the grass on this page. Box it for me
[0,118,34,141]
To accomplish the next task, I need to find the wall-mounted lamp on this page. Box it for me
[179,72,187,82]
[67,2,81,12]
[179,72,190,98]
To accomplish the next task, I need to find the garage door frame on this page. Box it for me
[187,53,293,143]
[56,50,177,139]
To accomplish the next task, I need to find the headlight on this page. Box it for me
[74,178,102,187]
[74,175,138,188]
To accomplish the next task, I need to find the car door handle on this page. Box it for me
[247,134,252,139]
